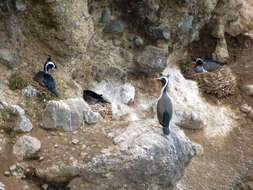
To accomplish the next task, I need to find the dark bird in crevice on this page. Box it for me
[33,56,59,97]
[194,57,227,73]
[157,74,173,135]
[83,90,109,104]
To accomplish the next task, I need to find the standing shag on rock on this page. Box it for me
[157,74,173,135]
[83,90,109,104]
[33,56,59,97]
[194,58,227,73]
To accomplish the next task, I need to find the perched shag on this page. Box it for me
[194,58,227,73]
[83,90,109,103]
[33,56,58,97]
[34,56,57,86]
[157,74,173,135]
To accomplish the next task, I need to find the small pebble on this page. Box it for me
[9,164,17,172]
[107,132,114,139]
[39,156,44,161]
[54,144,58,148]
[12,171,18,176]
[4,171,10,176]
[72,139,79,145]
[128,34,135,41]
[231,113,240,120]
[240,104,252,113]
[81,144,86,149]
[0,182,5,190]
[135,36,144,46]
[41,184,48,190]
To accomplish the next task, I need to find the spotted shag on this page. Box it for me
[157,74,173,135]
[33,56,58,97]
[194,58,227,73]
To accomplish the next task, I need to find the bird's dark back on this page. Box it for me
[43,73,56,89]
[83,90,102,99]
[204,58,227,65]
[157,93,173,125]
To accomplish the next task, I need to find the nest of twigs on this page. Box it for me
[181,61,237,98]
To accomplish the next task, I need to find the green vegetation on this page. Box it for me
[3,125,13,135]
[0,109,17,123]
[9,73,28,90]
[37,91,55,101]
[182,61,192,68]
[0,110,17,139]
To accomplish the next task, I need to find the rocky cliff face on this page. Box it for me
[0,0,253,189]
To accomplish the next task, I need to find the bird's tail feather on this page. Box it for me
[162,110,170,135]
[52,89,59,97]
[163,127,170,135]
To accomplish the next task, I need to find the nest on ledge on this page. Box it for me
[181,61,237,98]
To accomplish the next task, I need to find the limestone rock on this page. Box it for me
[35,165,80,183]
[242,84,253,96]
[68,177,89,190]
[103,20,125,34]
[164,65,233,137]
[115,0,216,48]
[175,110,206,129]
[35,120,194,189]
[212,38,229,62]
[0,49,16,69]
[0,100,8,109]
[83,110,101,125]
[22,85,37,98]
[212,0,253,39]
[92,81,135,117]
[13,135,41,160]
[86,34,132,82]
[135,45,167,75]
[25,0,94,56]
[9,105,25,116]
[0,0,26,13]
[212,19,225,38]
[42,97,101,131]
[147,23,171,41]
[116,83,135,105]
[14,115,33,132]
